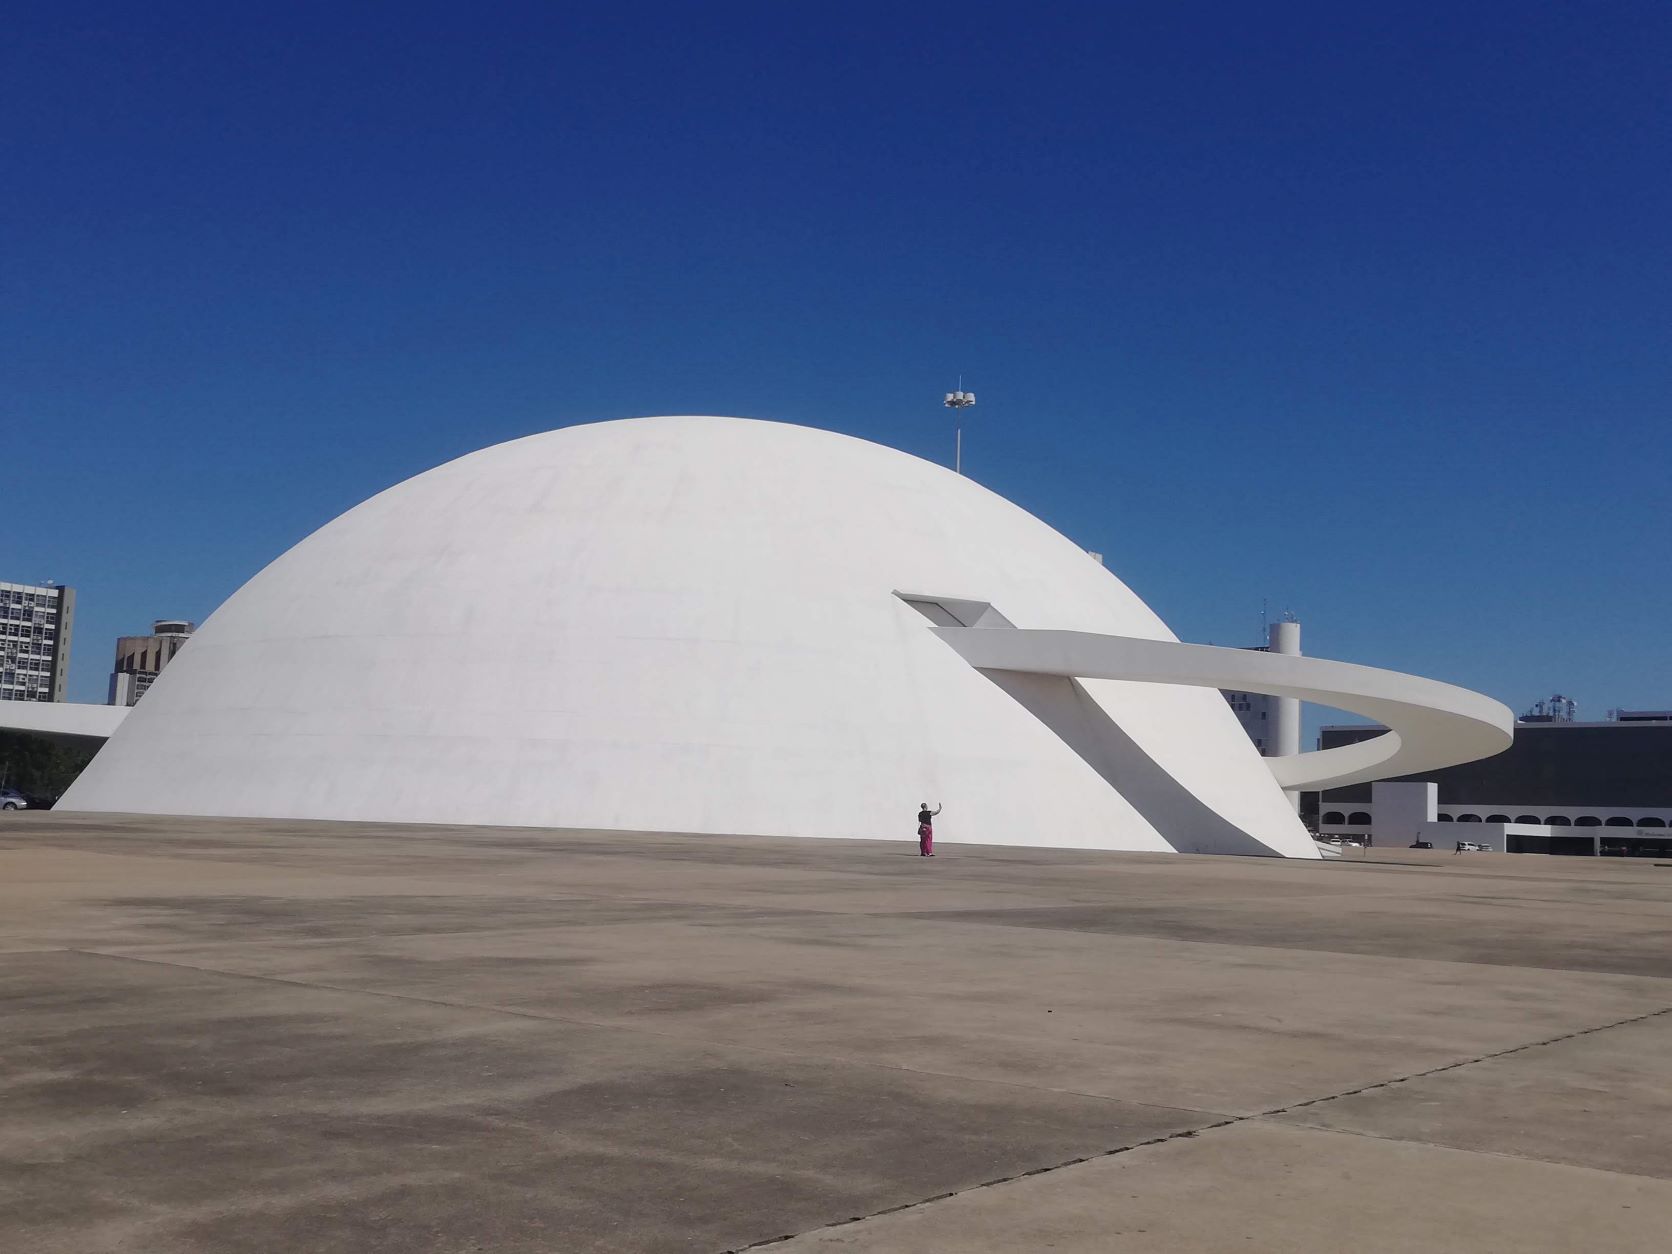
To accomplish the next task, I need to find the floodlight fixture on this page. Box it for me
[944,388,976,473]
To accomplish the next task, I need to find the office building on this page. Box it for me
[0,581,74,703]
[109,620,195,706]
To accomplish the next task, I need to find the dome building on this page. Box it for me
[55,416,1512,856]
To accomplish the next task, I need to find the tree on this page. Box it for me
[0,731,98,805]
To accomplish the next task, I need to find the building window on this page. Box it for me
[1545,816,1571,826]
[1437,814,1454,822]
[1322,811,1345,825]
[1516,815,1540,824]
[1457,814,1481,823]
[1348,811,1371,825]
[1604,817,1634,827]
[1639,818,1666,828]
[1575,816,1602,827]
[1486,814,1510,823]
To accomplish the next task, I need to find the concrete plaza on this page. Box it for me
[4,812,1672,1252]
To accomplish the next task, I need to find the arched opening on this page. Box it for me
[1545,816,1571,826]
[1516,815,1540,824]
[1604,817,1634,827]
[1457,813,1481,823]
[1437,813,1454,822]
[1575,816,1601,827]
[1486,814,1510,823]
[1639,817,1667,828]
[1322,811,1345,825]
[1347,812,1371,826]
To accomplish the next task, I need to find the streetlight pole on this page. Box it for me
[944,386,975,474]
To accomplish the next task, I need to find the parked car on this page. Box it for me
[0,787,28,811]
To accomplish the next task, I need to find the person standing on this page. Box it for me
[917,802,942,857]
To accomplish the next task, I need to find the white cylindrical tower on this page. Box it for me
[1268,619,1302,759]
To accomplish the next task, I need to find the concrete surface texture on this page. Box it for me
[4,812,1672,1252]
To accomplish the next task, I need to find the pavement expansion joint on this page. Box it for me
[719,1001,1672,1254]
[1261,1000,1672,1116]
[723,1120,1243,1253]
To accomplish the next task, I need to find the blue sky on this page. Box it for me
[6,2,1668,725]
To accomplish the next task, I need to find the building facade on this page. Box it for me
[0,581,74,703]
[109,620,195,706]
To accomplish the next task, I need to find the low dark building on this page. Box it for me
[1306,715,1672,855]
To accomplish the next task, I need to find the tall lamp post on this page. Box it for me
[945,387,975,474]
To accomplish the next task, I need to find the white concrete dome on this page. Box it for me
[63,416,1318,855]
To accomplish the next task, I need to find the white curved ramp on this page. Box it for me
[931,627,1514,791]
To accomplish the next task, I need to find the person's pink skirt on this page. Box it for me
[918,823,933,856]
